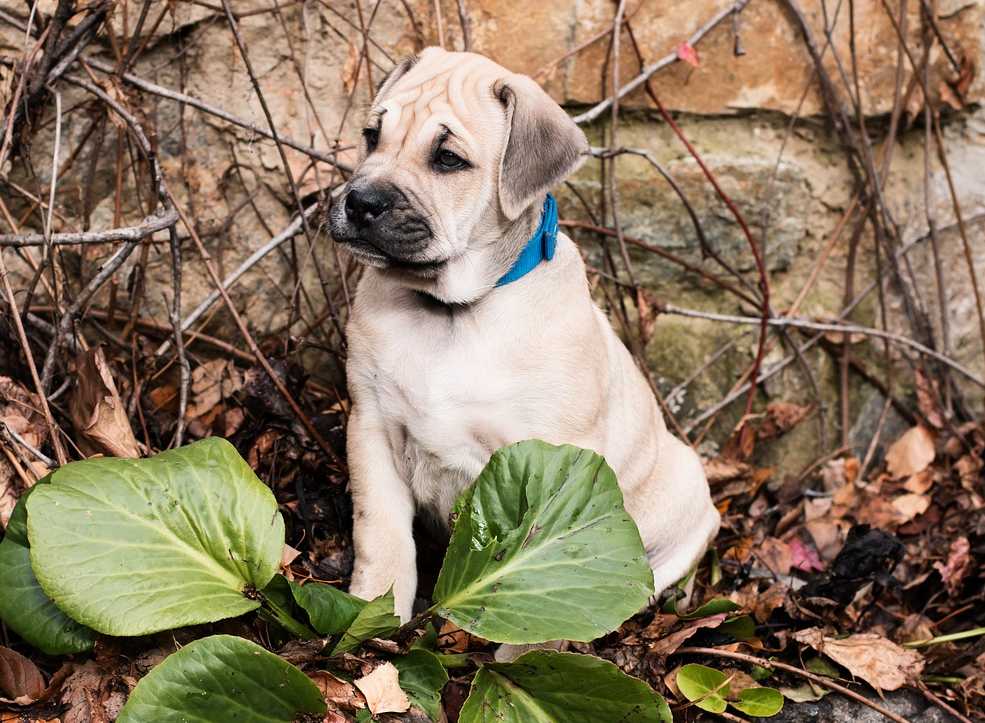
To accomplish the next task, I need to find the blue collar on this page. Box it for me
[495,194,558,287]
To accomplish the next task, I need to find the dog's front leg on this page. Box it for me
[346,406,417,622]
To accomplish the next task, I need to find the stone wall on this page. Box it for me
[1,0,983,471]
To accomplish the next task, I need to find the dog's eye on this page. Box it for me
[362,127,380,152]
[434,149,467,171]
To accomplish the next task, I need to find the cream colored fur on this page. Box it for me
[337,48,720,623]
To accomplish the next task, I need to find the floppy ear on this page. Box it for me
[373,54,418,103]
[495,74,588,220]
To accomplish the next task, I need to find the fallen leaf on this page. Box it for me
[309,670,365,712]
[648,614,728,657]
[789,537,824,573]
[756,537,792,577]
[914,370,944,428]
[821,457,859,492]
[0,377,49,526]
[69,347,140,459]
[891,493,930,524]
[342,39,360,93]
[793,628,924,692]
[805,518,844,562]
[760,402,811,439]
[934,536,971,598]
[0,646,45,704]
[676,41,700,67]
[437,620,479,653]
[353,662,410,716]
[885,426,935,479]
[903,468,935,495]
[60,660,115,723]
[636,288,658,345]
[731,581,788,624]
[281,543,301,569]
[186,359,243,421]
[703,457,751,485]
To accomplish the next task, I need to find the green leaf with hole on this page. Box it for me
[26,437,284,636]
[677,663,730,714]
[394,649,448,721]
[732,686,784,717]
[289,578,366,635]
[459,650,671,723]
[117,634,325,722]
[432,441,652,644]
[331,588,400,654]
[0,481,95,655]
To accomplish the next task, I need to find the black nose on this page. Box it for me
[345,186,393,226]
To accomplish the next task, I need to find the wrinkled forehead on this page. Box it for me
[371,51,508,152]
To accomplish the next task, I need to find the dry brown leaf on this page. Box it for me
[0,377,49,526]
[915,370,944,428]
[342,40,360,94]
[69,347,140,459]
[703,457,751,485]
[309,670,366,712]
[353,662,410,716]
[0,646,45,704]
[891,493,930,524]
[885,426,935,479]
[281,543,301,569]
[805,518,844,562]
[793,628,924,692]
[731,581,788,624]
[756,537,792,577]
[903,468,935,495]
[186,359,243,420]
[636,287,658,345]
[648,613,728,657]
[437,620,481,653]
[934,536,971,598]
[760,402,812,439]
[60,660,115,723]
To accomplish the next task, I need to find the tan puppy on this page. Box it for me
[329,47,720,623]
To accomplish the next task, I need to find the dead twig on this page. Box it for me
[659,302,984,389]
[0,208,178,246]
[573,0,751,125]
[153,204,318,357]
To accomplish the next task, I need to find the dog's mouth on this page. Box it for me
[339,238,448,276]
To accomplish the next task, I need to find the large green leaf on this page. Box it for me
[26,438,284,636]
[458,651,671,723]
[331,589,400,654]
[393,649,448,720]
[433,441,653,644]
[0,482,95,655]
[289,578,366,635]
[117,634,326,722]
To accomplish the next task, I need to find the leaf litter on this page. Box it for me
[1,341,984,721]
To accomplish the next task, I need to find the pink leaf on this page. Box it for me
[789,537,824,573]
[676,42,700,68]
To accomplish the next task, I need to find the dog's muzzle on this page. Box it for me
[329,181,443,275]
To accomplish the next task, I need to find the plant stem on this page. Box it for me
[904,627,985,648]
[260,596,319,641]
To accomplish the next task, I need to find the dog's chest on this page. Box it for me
[354,306,527,518]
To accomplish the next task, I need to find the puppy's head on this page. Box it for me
[329,47,587,302]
